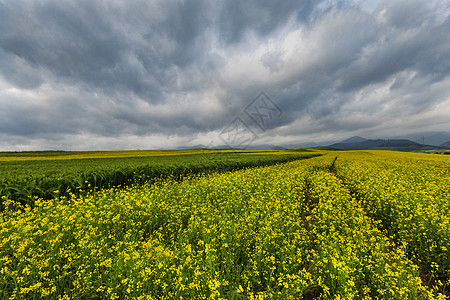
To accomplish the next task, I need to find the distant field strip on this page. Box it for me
[0,149,285,162]
[2,152,447,299]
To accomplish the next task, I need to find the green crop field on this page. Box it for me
[0,150,449,299]
[0,149,319,210]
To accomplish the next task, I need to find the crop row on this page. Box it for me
[1,153,443,299]
[335,151,450,292]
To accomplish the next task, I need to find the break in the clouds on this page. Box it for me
[0,0,449,150]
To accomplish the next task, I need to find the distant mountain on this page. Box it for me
[282,142,321,149]
[328,139,422,150]
[380,139,423,148]
[177,144,208,149]
[339,136,368,144]
[249,144,286,150]
[329,139,383,150]
[441,141,450,147]
[400,131,450,146]
[183,144,286,150]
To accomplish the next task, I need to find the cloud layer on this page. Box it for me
[0,0,449,150]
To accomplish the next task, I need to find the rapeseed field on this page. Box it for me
[0,149,316,209]
[0,151,449,299]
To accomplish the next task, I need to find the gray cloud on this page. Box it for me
[216,0,320,45]
[0,0,449,150]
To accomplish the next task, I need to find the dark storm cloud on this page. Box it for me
[216,0,320,45]
[0,0,449,150]
[338,16,450,91]
[257,1,450,132]
[0,0,215,98]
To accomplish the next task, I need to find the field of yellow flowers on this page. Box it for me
[0,150,449,299]
[335,151,450,295]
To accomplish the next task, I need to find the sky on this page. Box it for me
[0,0,449,150]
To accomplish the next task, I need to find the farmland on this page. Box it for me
[0,149,317,210]
[0,150,449,299]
